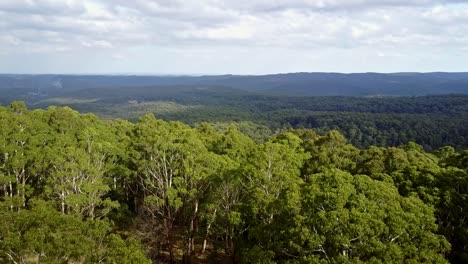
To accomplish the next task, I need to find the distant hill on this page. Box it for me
[1,73,467,151]
[1,72,468,103]
[197,72,468,96]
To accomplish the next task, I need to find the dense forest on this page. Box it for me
[1,102,467,263]
[34,93,468,151]
[2,73,468,97]
[2,74,468,152]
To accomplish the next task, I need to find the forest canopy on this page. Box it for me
[0,102,467,263]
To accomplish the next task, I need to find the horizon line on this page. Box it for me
[1,71,468,77]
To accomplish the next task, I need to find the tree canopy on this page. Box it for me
[0,102,466,263]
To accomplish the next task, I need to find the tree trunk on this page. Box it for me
[189,202,198,254]
[184,201,199,263]
[202,208,216,254]
[165,218,175,264]
[168,237,175,264]
[61,191,65,214]
[225,234,235,256]
[202,238,208,254]
[9,181,13,210]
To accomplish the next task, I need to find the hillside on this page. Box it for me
[2,72,468,99]
[1,74,468,151]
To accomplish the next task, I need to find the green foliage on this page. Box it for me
[0,104,149,263]
[31,92,468,151]
[0,200,150,264]
[299,171,449,263]
[0,103,467,263]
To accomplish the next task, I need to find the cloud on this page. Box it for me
[0,0,86,15]
[1,0,467,73]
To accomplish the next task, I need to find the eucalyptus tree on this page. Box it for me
[132,114,224,262]
[240,132,309,261]
[200,124,255,259]
[43,108,119,218]
[436,150,468,263]
[296,170,449,263]
[300,130,359,176]
[0,102,49,210]
[0,200,150,264]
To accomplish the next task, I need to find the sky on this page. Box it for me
[0,0,467,74]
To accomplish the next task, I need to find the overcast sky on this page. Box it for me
[0,0,467,74]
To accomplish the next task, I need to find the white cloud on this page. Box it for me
[351,22,381,39]
[0,0,467,73]
[0,0,86,15]
[423,4,468,23]
[80,40,112,48]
